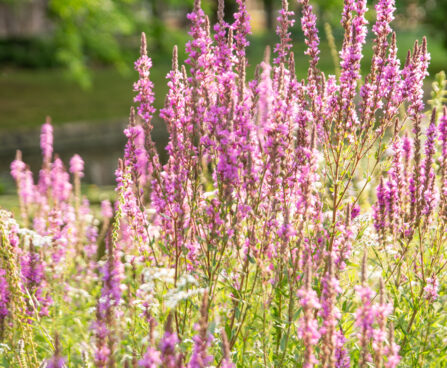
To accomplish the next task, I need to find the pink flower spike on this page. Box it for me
[69,154,85,178]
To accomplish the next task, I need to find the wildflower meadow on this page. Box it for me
[0,0,446,367]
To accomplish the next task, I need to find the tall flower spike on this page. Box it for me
[257,48,273,135]
[372,279,392,367]
[355,253,375,367]
[139,337,161,368]
[220,330,235,368]
[405,39,430,224]
[70,153,84,216]
[384,325,400,368]
[69,154,84,178]
[334,329,350,368]
[185,0,212,80]
[421,109,437,218]
[157,41,197,267]
[404,37,430,120]
[233,0,251,76]
[133,38,160,186]
[124,107,149,182]
[101,200,113,220]
[299,0,320,84]
[0,268,10,338]
[339,0,368,130]
[50,157,72,204]
[319,253,341,368]
[188,291,213,368]
[41,116,53,165]
[134,32,156,124]
[214,0,232,74]
[387,136,403,234]
[92,234,123,368]
[10,150,34,223]
[297,260,321,368]
[373,177,387,239]
[159,314,180,368]
[401,134,413,218]
[139,305,157,367]
[274,0,295,65]
[20,241,52,318]
[134,35,161,182]
[360,0,397,124]
[46,334,66,368]
[381,32,403,120]
[439,106,447,218]
[184,0,214,160]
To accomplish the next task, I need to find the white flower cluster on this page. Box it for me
[17,228,51,248]
[0,210,17,232]
[143,267,176,286]
[135,268,203,310]
[0,343,10,354]
[66,285,91,299]
[0,210,51,248]
[132,268,176,313]
[352,213,379,251]
[132,296,160,313]
[165,287,206,309]
[165,273,204,309]
[176,274,198,288]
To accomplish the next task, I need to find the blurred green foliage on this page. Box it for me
[0,0,200,87]
[0,38,58,68]
[0,0,446,88]
[423,0,447,48]
[49,0,138,88]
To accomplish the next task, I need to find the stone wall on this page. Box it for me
[0,0,52,38]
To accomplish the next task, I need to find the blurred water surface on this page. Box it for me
[0,118,168,186]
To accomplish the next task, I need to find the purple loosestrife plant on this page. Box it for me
[40,117,53,166]
[159,318,182,368]
[188,292,213,368]
[274,0,295,65]
[372,105,446,359]
[0,268,10,337]
[45,334,66,368]
[139,318,162,368]
[297,262,321,368]
[220,330,235,368]
[439,106,447,220]
[318,255,341,368]
[113,0,444,365]
[5,119,113,362]
[2,0,447,366]
[92,234,123,368]
[11,151,35,225]
[354,256,398,368]
[10,121,101,266]
[139,347,161,368]
[20,242,52,318]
